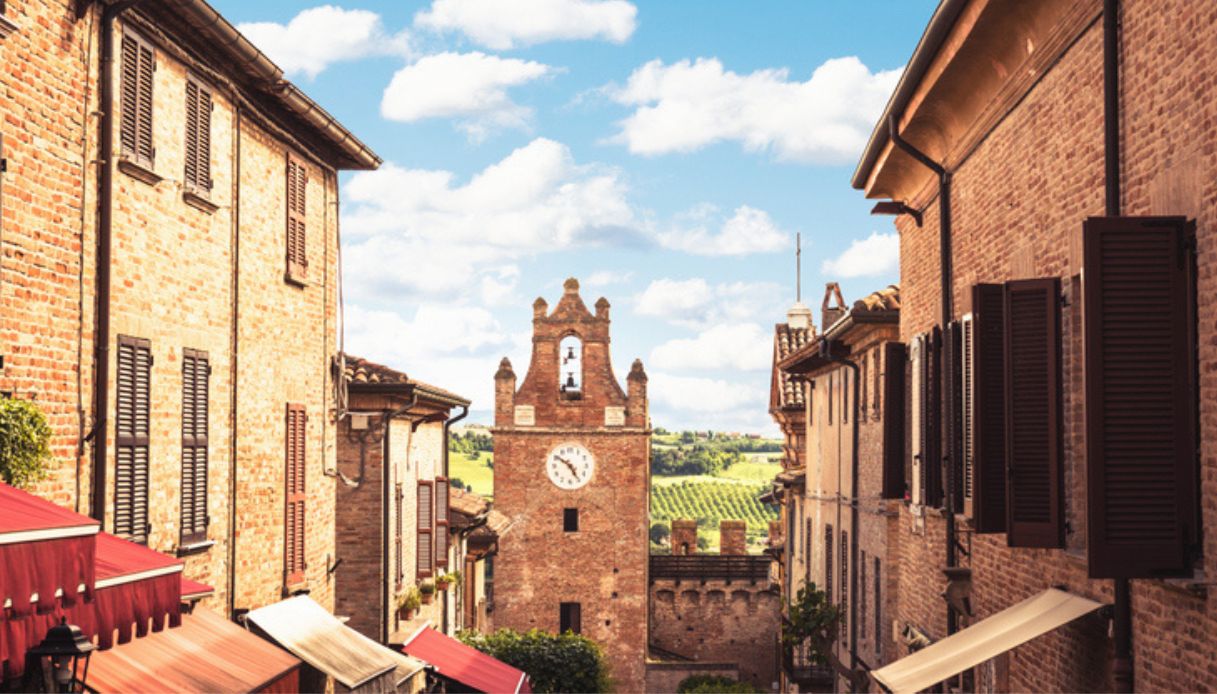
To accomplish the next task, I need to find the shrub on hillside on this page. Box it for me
[458,628,611,693]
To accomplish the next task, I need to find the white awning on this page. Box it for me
[872,589,1104,694]
[246,595,425,692]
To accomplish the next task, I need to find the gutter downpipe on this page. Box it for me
[226,103,242,618]
[440,404,469,636]
[1104,0,1132,691]
[888,114,959,638]
[381,391,420,644]
[90,0,147,523]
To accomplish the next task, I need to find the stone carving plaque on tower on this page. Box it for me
[604,406,625,427]
[513,405,535,426]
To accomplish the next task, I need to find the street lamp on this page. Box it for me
[27,618,96,693]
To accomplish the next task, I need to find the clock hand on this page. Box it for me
[562,459,578,476]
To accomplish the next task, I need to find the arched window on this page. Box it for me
[559,335,582,399]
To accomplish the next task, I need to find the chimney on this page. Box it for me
[821,282,847,331]
[786,301,812,330]
[671,519,697,555]
[719,520,747,556]
[494,357,516,426]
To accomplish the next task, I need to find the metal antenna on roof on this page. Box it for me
[796,232,802,302]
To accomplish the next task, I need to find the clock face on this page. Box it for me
[546,443,595,490]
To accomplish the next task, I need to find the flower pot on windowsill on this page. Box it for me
[436,579,451,592]
[421,592,433,605]
[397,606,415,620]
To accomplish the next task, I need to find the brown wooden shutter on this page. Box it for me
[839,529,848,638]
[285,404,307,584]
[115,336,151,544]
[909,336,923,505]
[924,327,944,508]
[882,341,907,499]
[1004,278,1064,548]
[285,155,308,283]
[417,480,434,578]
[946,320,964,512]
[824,524,833,599]
[180,349,209,546]
[395,482,404,588]
[184,76,212,194]
[1084,216,1198,578]
[969,284,1007,533]
[435,477,449,569]
[120,32,155,168]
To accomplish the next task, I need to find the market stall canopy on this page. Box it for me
[91,532,183,648]
[245,595,421,692]
[400,625,532,694]
[86,608,301,693]
[871,589,1104,694]
[180,577,214,603]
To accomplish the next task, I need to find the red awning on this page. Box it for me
[88,533,183,648]
[180,577,214,602]
[87,608,301,693]
[0,483,98,541]
[401,626,531,694]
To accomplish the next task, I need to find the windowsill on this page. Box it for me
[176,539,215,557]
[118,157,162,186]
[0,13,19,39]
[285,271,308,288]
[1161,569,1208,599]
[183,190,218,214]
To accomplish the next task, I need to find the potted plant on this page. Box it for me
[419,580,436,604]
[436,574,451,591]
[397,587,421,620]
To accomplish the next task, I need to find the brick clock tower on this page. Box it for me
[493,278,650,690]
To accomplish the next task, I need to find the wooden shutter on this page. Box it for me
[417,480,434,578]
[946,321,965,512]
[969,284,1007,533]
[1004,278,1064,548]
[839,529,848,638]
[909,336,923,506]
[285,155,308,283]
[1084,216,1198,578]
[882,342,907,499]
[184,76,212,194]
[395,482,404,588]
[925,327,944,508]
[115,336,151,544]
[824,524,833,600]
[435,477,449,569]
[120,32,155,168]
[873,559,882,659]
[180,349,209,545]
[285,404,307,584]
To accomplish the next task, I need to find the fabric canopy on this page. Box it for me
[87,607,301,693]
[245,595,404,691]
[89,533,183,649]
[0,483,98,542]
[401,625,531,694]
[180,577,215,602]
[871,589,1104,694]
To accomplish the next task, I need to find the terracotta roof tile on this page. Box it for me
[343,354,471,405]
[774,323,814,408]
[852,284,901,312]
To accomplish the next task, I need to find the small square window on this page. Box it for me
[563,508,579,532]
[560,602,581,634]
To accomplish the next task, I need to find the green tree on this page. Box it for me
[649,522,670,545]
[677,675,758,693]
[0,398,52,489]
[458,628,611,693]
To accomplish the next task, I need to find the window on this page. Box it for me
[1084,216,1198,578]
[824,524,833,602]
[839,530,848,638]
[180,349,209,546]
[804,518,811,568]
[559,335,582,398]
[861,353,868,416]
[395,482,404,588]
[881,342,907,499]
[828,372,833,424]
[564,508,579,532]
[119,31,155,169]
[909,335,923,506]
[285,404,307,584]
[874,559,882,659]
[417,480,434,577]
[965,285,1007,533]
[872,348,882,419]
[436,477,449,569]
[859,551,867,640]
[285,154,308,284]
[115,336,151,544]
[183,76,212,195]
[559,602,581,634]
[843,367,849,424]
[1004,278,1063,548]
[925,328,944,507]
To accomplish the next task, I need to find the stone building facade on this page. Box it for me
[0,0,378,619]
[776,284,903,691]
[333,356,472,643]
[492,278,650,691]
[849,0,1217,690]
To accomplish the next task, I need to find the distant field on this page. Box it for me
[450,452,494,499]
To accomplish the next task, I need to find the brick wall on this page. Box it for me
[884,1,1217,689]
[0,0,94,511]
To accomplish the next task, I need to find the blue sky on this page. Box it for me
[210,0,936,433]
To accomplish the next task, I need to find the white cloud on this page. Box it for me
[238,6,409,79]
[647,371,766,414]
[341,138,636,304]
[633,278,781,330]
[650,323,770,372]
[820,231,899,278]
[607,56,900,162]
[415,0,637,50]
[381,52,554,140]
[584,270,634,287]
[658,205,789,256]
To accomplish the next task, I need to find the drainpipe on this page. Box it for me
[90,0,147,523]
[379,392,419,644]
[1103,0,1132,691]
[439,404,468,636]
[888,114,959,637]
[226,102,242,618]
